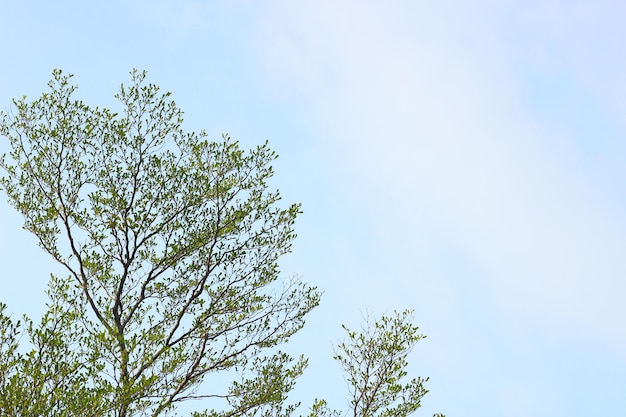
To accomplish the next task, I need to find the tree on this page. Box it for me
[0,69,320,416]
[334,310,444,417]
[0,70,444,417]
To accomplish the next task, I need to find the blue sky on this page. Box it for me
[1,1,625,416]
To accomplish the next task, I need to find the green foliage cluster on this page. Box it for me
[335,311,444,417]
[0,70,443,417]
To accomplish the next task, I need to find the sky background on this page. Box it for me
[1,1,625,416]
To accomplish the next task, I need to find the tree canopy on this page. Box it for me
[0,70,443,417]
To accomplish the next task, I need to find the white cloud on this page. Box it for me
[256,0,626,350]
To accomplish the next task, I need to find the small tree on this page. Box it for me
[0,69,320,416]
[334,310,445,417]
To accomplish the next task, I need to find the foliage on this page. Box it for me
[0,69,319,416]
[0,281,108,416]
[334,310,445,417]
[0,70,443,417]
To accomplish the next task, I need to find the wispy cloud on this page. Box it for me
[256,0,626,351]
